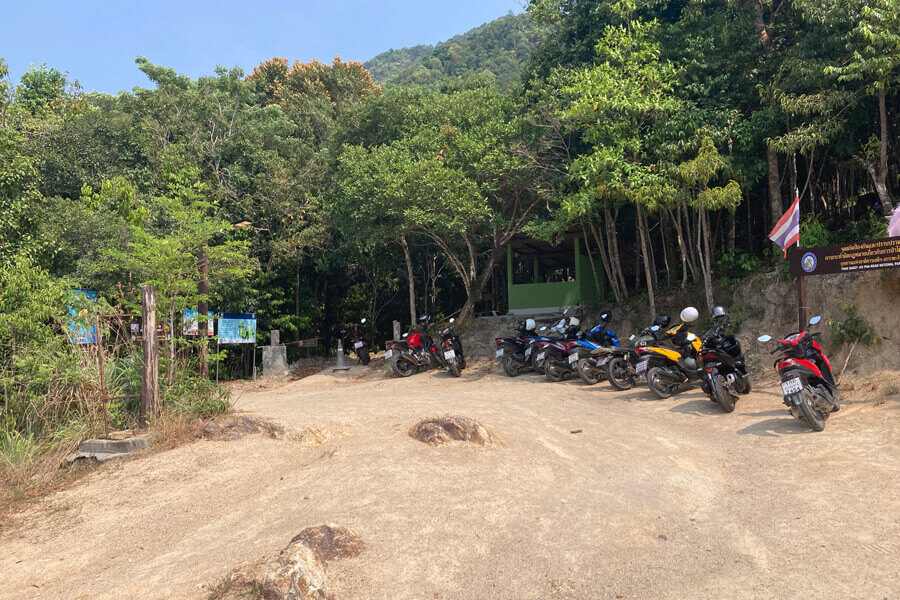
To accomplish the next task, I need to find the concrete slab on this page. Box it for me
[66,436,151,463]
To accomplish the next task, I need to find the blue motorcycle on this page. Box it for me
[570,312,621,385]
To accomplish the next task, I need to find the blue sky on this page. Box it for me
[2,0,524,94]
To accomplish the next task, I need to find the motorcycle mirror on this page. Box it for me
[564,308,569,314]
[809,315,822,325]
[540,326,547,331]
[757,335,772,343]
[629,334,636,341]
[449,318,455,324]
[402,332,409,338]
[650,325,660,332]
[360,318,366,324]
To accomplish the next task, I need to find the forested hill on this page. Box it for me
[364,12,537,89]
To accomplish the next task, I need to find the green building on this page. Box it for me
[505,235,605,314]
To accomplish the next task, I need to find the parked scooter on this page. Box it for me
[494,318,541,377]
[571,311,620,385]
[602,315,672,391]
[346,318,371,365]
[636,307,705,399]
[385,315,465,378]
[538,316,584,382]
[698,306,751,412]
[757,316,839,431]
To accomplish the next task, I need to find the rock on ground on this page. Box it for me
[409,416,499,446]
[211,525,364,600]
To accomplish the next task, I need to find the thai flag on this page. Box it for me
[768,192,800,258]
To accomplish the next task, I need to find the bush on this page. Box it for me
[828,303,880,349]
[716,250,762,285]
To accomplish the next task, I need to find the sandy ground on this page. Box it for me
[1,362,898,600]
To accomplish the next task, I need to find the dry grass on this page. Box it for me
[409,416,500,446]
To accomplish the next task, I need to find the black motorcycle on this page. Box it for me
[698,307,751,412]
[603,314,672,391]
[347,318,371,365]
[385,315,465,377]
[439,318,466,377]
[494,318,539,377]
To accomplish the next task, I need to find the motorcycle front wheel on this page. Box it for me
[577,358,601,385]
[606,357,634,391]
[647,367,677,399]
[390,355,416,378]
[531,351,547,375]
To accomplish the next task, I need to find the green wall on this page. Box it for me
[506,239,606,312]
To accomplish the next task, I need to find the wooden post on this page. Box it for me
[198,244,209,379]
[141,284,159,426]
[798,276,808,331]
[95,315,109,438]
[393,320,401,341]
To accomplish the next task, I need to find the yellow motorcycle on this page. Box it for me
[634,307,704,399]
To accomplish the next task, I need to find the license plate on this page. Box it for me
[537,352,546,361]
[781,377,803,395]
[636,359,649,375]
[354,341,363,349]
[444,349,456,360]
[384,349,392,359]
[496,348,504,358]
[568,353,578,364]
[525,347,532,357]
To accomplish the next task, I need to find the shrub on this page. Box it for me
[828,303,880,349]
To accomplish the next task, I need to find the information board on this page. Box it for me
[183,310,214,335]
[218,313,257,344]
[68,289,98,344]
[791,237,900,277]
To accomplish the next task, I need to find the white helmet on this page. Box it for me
[568,317,580,327]
[525,318,536,331]
[680,306,699,323]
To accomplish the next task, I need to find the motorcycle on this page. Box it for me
[603,314,672,391]
[757,315,839,431]
[636,307,704,399]
[346,318,371,365]
[698,306,751,412]
[494,318,542,377]
[538,316,584,382]
[571,311,621,385]
[385,315,465,378]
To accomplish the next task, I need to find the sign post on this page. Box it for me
[140,285,158,426]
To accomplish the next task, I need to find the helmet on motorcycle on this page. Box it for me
[525,318,536,331]
[680,306,700,323]
[712,305,729,326]
[653,314,671,328]
[568,317,580,327]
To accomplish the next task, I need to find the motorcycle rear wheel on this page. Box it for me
[501,355,520,377]
[545,361,565,382]
[606,357,634,391]
[647,367,676,399]
[390,355,416,378]
[448,360,461,378]
[359,349,370,365]
[800,389,827,431]
[711,374,735,413]
[577,358,601,385]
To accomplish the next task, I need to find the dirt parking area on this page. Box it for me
[1,363,898,599]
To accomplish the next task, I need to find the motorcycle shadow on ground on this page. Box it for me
[737,415,814,437]
[667,397,728,416]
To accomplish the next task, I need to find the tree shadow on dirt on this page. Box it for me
[737,416,812,437]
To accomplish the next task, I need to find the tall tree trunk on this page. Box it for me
[636,203,656,318]
[670,205,689,288]
[400,235,417,324]
[605,207,629,298]
[868,87,894,216]
[727,210,736,252]
[767,145,783,227]
[642,208,658,289]
[457,252,500,324]
[697,207,715,311]
[590,221,622,302]
[681,201,700,280]
[660,214,673,289]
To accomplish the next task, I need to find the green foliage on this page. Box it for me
[828,303,880,349]
[716,250,762,285]
[15,63,67,114]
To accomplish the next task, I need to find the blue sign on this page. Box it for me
[801,252,818,273]
[218,313,257,344]
[183,310,214,335]
[68,289,98,344]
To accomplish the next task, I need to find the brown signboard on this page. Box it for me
[791,236,900,277]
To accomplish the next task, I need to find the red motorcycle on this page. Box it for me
[757,316,840,431]
[384,315,465,378]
